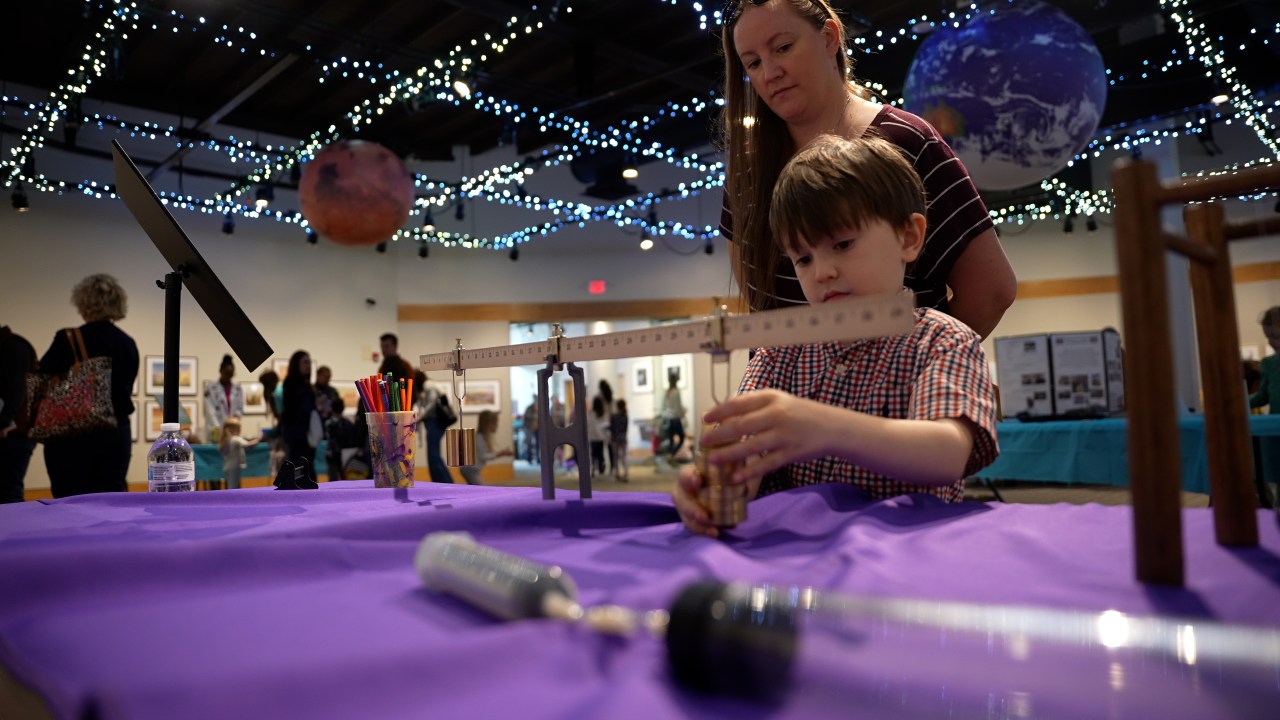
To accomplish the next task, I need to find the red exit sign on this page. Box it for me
[588,280,606,295]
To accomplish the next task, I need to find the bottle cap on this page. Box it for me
[666,581,797,701]
[160,422,182,432]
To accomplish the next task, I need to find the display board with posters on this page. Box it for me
[994,330,1124,420]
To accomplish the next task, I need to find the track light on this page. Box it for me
[221,211,234,234]
[419,243,429,259]
[510,247,519,262]
[640,229,653,251]
[704,239,714,255]
[423,209,435,233]
[1063,216,1074,234]
[376,242,387,254]
[11,183,29,212]
[306,229,318,245]
[254,184,274,211]
[1085,216,1098,232]
[452,76,472,100]
[455,202,465,221]
[622,154,638,180]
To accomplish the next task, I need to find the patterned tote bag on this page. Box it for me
[26,328,117,441]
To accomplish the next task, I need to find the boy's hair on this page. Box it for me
[769,134,926,256]
[1260,306,1280,326]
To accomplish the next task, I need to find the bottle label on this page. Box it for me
[149,462,195,485]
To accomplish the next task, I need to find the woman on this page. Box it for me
[721,0,1015,338]
[203,354,244,443]
[279,350,318,483]
[414,371,454,484]
[40,274,140,497]
[458,410,512,485]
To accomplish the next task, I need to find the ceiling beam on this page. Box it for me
[145,54,299,181]
[433,0,709,92]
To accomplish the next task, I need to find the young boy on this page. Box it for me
[675,134,1000,537]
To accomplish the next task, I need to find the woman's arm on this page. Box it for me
[945,228,1017,339]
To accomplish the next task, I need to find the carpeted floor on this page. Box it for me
[501,459,1221,507]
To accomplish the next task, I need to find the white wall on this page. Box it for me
[4,103,1280,494]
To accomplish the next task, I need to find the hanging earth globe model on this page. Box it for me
[903,0,1107,191]
[299,140,415,246]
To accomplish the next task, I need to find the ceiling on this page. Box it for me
[2,0,1276,244]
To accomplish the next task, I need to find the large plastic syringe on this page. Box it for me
[416,533,1280,716]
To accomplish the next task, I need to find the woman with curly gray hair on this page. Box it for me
[38,274,140,497]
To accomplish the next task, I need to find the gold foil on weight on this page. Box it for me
[446,427,476,467]
[695,444,747,528]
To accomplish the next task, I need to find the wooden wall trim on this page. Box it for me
[398,262,1280,322]
[399,296,748,322]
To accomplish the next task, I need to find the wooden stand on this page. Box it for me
[1112,160,1280,585]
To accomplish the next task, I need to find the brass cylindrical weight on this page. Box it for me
[695,439,747,528]
[446,427,477,467]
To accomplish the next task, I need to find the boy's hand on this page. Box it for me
[672,464,721,539]
[700,389,833,487]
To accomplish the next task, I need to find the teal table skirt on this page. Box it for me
[192,442,329,481]
[976,414,1280,493]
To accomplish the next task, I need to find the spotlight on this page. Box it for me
[254,183,273,211]
[452,76,472,100]
[640,229,653,251]
[510,247,519,262]
[306,229,318,245]
[455,202,465,221]
[221,211,234,234]
[1085,216,1098,232]
[11,183,29,212]
[418,243,429,259]
[1211,93,1229,105]
[1063,216,1075,234]
[376,242,387,254]
[622,154,638,180]
[704,239,714,255]
[516,183,528,200]
[422,209,435,232]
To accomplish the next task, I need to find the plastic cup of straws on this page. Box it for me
[366,410,417,488]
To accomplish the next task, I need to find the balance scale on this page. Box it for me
[418,292,916,500]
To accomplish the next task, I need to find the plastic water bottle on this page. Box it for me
[148,422,195,492]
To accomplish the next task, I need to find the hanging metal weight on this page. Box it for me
[444,340,477,467]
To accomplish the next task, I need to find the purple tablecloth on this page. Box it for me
[1,482,1278,719]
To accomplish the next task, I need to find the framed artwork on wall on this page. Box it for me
[241,381,266,415]
[661,355,690,390]
[631,362,652,394]
[460,380,501,413]
[143,355,198,396]
[144,399,198,441]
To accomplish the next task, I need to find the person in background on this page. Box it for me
[415,371,454,484]
[379,333,414,384]
[1249,306,1280,413]
[588,395,608,476]
[203,354,244,443]
[674,135,999,538]
[279,350,318,484]
[609,398,630,482]
[458,410,513,485]
[258,369,286,479]
[324,397,356,481]
[522,399,540,464]
[597,379,616,473]
[660,371,687,463]
[719,0,1015,338]
[314,365,340,420]
[39,274,140,497]
[218,416,259,490]
[0,325,38,503]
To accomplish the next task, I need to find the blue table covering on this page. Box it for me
[977,414,1280,492]
[192,441,329,480]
